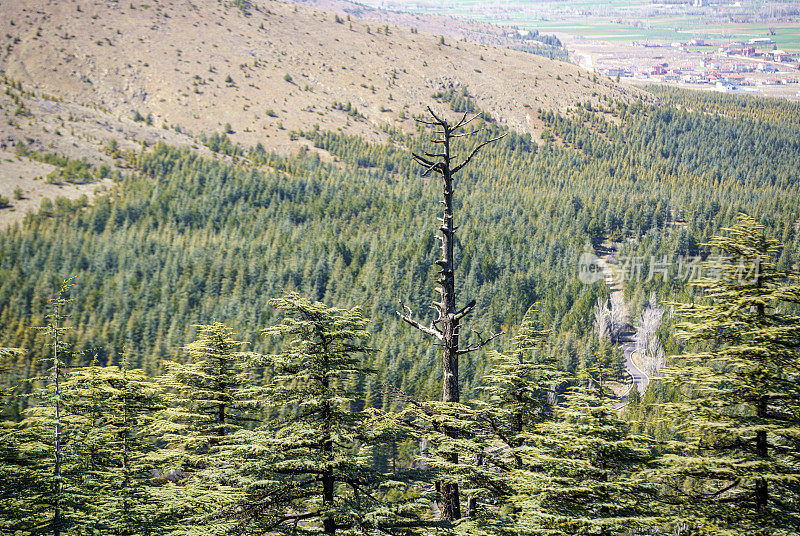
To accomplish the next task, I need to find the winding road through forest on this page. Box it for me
[619,338,649,405]
[594,246,650,407]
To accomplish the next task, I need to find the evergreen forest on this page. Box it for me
[1,86,800,535]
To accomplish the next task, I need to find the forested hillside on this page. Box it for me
[3,90,798,387]
[1,8,800,529]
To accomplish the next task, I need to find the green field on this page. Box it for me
[368,0,799,50]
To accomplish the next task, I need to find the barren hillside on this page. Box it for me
[294,0,531,48]
[0,0,636,154]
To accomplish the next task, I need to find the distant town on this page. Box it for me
[597,37,800,92]
[571,37,800,98]
[359,0,800,101]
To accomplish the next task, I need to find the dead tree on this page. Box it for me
[397,107,504,520]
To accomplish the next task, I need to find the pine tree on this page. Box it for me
[464,306,569,523]
[61,357,120,534]
[103,356,166,536]
[154,322,250,534]
[0,410,61,534]
[510,364,655,535]
[62,353,166,535]
[461,307,654,534]
[476,307,563,459]
[2,278,93,535]
[225,292,423,534]
[653,214,800,535]
[0,346,35,534]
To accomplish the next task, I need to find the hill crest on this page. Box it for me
[0,0,636,154]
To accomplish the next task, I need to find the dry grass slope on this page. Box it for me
[0,0,637,154]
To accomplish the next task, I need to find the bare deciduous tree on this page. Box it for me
[594,297,611,341]
[609,292,630,335]
[635,293,666,377]
[594,298,611,341]
[595,293,629,343]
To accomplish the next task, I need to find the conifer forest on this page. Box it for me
[1,5,800,534]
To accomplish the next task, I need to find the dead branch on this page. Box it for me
[449,130,481,139]
[383,381,438,416]
[415,117,441,126]
[411,153,435,167]
[451,111,469,130]
[420,161,441,177]
[430,305,443,325]
[454,299,477,322]
[412,153,441,176]
[457,328,505,355]
[426,106,447,126]
[451,133,506,175]
[397,300,443,340]
[452,112,481,131]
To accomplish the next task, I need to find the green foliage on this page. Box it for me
[104,138,120,157]
[332,100,365,120]
[201,131,242,156]
[0,346,26,527]
[0,279,93,534]
[431,87,489,119]
[153,323,250,534]
[510,43,570,62]
[231,0,251,16]
[648,85,800,127]
[45,157,95,184]
[462,308,569,525]
[12,144,99,184]
[3,95,800,412]
[224,293,425,533]
[652,214,800,535]
[14,103,30,117]
[25,195,89,222]
[1,93,800,534]
[158,323,250,461]
[0,135,611,402]
[510,373,656,535]
[62,359,166,535]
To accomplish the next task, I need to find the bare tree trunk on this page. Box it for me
[593,297,610,341]
[429,113,462,521]
[439,162,459,407]
[398,107,504,520]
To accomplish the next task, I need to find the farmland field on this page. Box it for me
[360,0,800,100]
[364,0,800,51]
